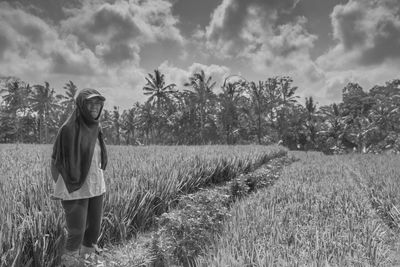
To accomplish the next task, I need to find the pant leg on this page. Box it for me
[61,198,88,251]
[82,194,104,247]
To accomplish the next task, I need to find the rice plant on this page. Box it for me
[197,152,399,266]
[0,144,285,266]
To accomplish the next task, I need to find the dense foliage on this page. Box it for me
[1,71,400,153]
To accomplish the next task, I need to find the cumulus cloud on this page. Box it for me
[269,17,317,58]
[317,0,400,70]
[0,0,186,109]
[188,63,230,81]
[50,49,98,76]
[89,64,149,108]
[322,73,355,102]
[204,0,303,57]
[249,17,317,73]
[0,2,100,79]
[158,61,189,87]
[311,57,400,106]
[199,0,319,89]
[0,2,57,57]
[158,61,230,89]
[61,0,184,65]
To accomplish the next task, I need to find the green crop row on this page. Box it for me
[0,144,286,266]
[198,152,400,266]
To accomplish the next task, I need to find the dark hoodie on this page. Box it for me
[51,88,108,193]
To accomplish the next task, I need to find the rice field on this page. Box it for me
[0,144,285,267]
[3,145,400,267]
[197,152,400,266]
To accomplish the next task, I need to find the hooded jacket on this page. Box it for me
[51,88,107,193]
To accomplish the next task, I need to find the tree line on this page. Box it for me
[1,69,400,154]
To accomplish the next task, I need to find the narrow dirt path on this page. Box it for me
[100,154,294,267]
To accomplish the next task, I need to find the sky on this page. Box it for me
[0,0,400,110]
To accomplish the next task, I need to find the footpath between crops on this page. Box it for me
[100,153,295,267]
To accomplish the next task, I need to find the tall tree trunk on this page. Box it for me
[126,131,131,145]
[44,114,49,144]
[200,104,205,144]
[37,117,42,143]
[257,111,262,144]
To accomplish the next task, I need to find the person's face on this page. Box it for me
[86,98,103,119]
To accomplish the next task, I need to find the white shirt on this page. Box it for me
[52,140,106,200]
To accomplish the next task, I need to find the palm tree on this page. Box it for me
[318,103,351,153]
[100,109,113,144]
[0,80,32,142]
[143,69,177,143]
[264,77,281,131]
[218,80,246,144]
[169,90,199,144]
[143,69,177,112]
[59,81,78,112]
[54,81,78,127]
[247,81,268,144]
[340,82,377,152]
[277,76,299,144]
[277,77,299,106]
[1,80,23,109]
[121,105,139,145]
[184,70,217,144]
[112,106,121,145]
[304,96,317,148]
[369,81,400,133]
[30,82,57,143]
[138,101,155,144]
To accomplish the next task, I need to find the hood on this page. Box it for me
[76,88,105,126]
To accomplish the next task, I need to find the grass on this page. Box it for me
[0,144,285,266]
[4,145,400,266]
[197,152,400,266]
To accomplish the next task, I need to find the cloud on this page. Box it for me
[0,1,186,109]
[317,0,400,70]
[61,0,184,65]
[50,49,98,76]
[0,2,57,57]
[200,0,319,89]
[312,57,400,106]
[322,74,354,103]
[188,63,230,81]
[0,2,101,79]
[292,0,400,105]
[0,29,11,58]
[87,64,148,109]
[269,17,317,58]
[248,17,317,73]
[303,63,326,83]
[158,61,230,89]
[204,0,302,57]
[158,61,189,87]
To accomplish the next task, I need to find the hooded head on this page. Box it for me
[76,88,106,125]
